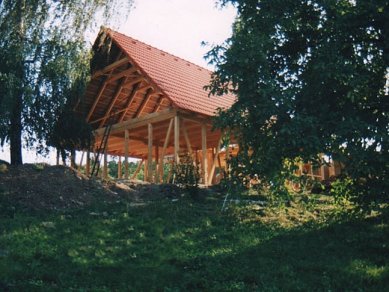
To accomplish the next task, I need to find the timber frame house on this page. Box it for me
[74,28,236,185]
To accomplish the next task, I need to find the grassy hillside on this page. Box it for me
[0,166,388,290]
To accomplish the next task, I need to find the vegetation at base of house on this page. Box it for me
[1,178,388,290]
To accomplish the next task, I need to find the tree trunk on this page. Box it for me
[9,93,23,165]
[9,0,25,165]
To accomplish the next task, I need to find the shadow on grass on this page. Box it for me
[0,198,388,291]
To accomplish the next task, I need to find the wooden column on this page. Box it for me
[86,149,90,176]
[118,156,122,179]
[144,159,148,182]
[174,115,180,164]
[147,123,153,182]
[208,135,223,185]
[103,148,108,179]
[155,146,159,183]
[158,118,174,182]
[201,123,208,186]
[124,129,129,179]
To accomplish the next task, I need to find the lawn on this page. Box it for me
[0,190,388,291]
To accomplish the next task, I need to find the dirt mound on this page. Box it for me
[0,164,123,211]
[0,164,188,211]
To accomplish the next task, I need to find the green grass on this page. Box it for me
[0,193,388,291]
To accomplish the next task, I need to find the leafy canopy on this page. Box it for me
[208,0,388,204]
[0,0,133,162]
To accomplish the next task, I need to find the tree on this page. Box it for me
[0,0,133,165]
[207,0,388,204]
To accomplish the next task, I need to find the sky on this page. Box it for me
[0,0,237,164]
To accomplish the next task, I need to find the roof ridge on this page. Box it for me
[107,28,213,74]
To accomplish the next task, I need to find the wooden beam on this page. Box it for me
[124,129,129,179]
[122,76,144,88]
[118,82,140,123]
[174,115,180,164]
[106,67,138,84]
[208,134,223,185]
[99,77,128,128]
[181,120,193,155]
[134,88,153,118]
[95,108,177,136]
[158,118,174,182]
[92,57,129,79]
[131,159,144,180]
[86,79,107,122]
[147,123,153,182]
[152,96,165,112]
[202,123,208,186]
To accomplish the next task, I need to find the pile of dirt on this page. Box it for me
[0,164,185,211]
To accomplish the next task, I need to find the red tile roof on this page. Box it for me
[108,29,236,117]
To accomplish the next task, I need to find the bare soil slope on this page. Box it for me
[0,164,182,211]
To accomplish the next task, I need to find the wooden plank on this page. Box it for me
[99,77,127,128]
[92,57,129,79]
[95,108,177,136]
[118,82,140,122]
[158,118,174,181]
[124,129,129,179]
[147,123,153,182]
[106,67,137,84]
[208,134,223,185]
[131,159,144,180]
[174,115,180,164]
[202,123,208,186]
[134,88,153,118]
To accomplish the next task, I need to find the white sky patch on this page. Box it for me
[0,0,236,164]
[121,0,236,69]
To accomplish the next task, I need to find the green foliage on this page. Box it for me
[0,0,133,163]
[173,153,200,197]
[207,0,388,206]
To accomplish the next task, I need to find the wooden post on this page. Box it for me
[144,159,148,182]
[174,115,180,164]
[201,123,208,186]
[103,149,108,179]
[208,135,223,185]
[131,159,144,180]
[158,118,174,182]
[147,123,153,182]
[118,156,122,179]
[56,149,60,165]
[155,146,159,183]
[124,129,129,179]
[181,120,193,155]
[86,149,90,176]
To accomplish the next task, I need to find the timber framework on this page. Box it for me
[74,28,236,185]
